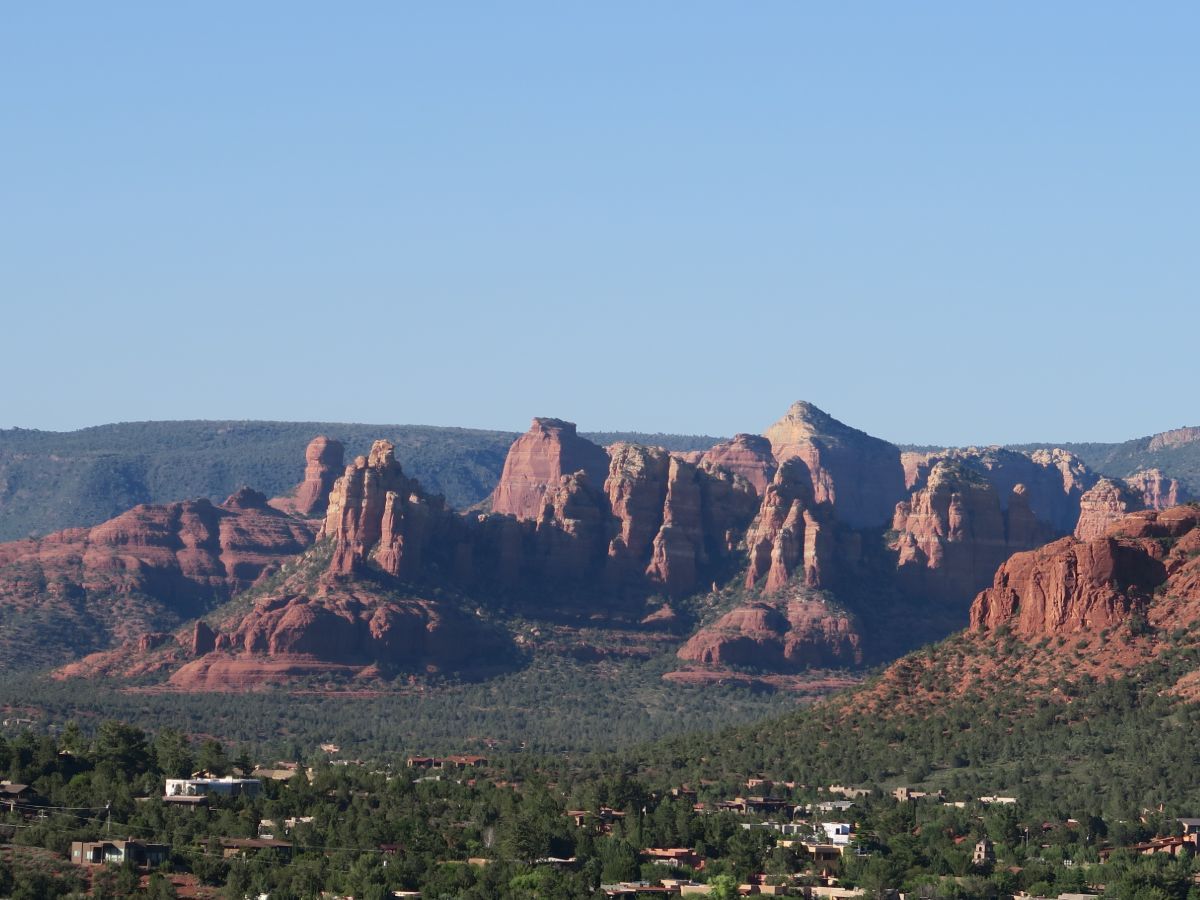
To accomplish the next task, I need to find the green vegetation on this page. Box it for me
[0,648,804,759]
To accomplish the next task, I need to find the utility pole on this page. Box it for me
[105,802,111,838]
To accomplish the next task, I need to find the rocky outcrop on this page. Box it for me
[490,419,611,521]
[1124,468,1190,510]
[889,447,1099,606]
[970,506,1200,637]
[891,457,1063,604]
[1026,448,1098,531]
[645,458,707,594]
[271,436,345,518]
[1074,478,1142,541]
[743,460,835,593]
[763,401,905,529]
[0,492,314,670]
[317,434,754,597]
[604,444,672,575]
[698,434,777,495]
[604,446,757,594]
[1148,426,1200,452]
[531,473,610,579]
[191,620,217,656]
[677,598,862,670]
[208,589,490,667]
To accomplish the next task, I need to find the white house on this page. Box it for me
[165,776,261,799]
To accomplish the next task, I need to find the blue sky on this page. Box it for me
[2,3,1196,445]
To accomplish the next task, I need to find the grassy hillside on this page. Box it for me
[0,420,723,541]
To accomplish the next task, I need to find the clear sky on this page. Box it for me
[2,3,1196,446]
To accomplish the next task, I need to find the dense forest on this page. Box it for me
[6,658,1200,900]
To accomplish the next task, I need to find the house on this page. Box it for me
[828,785,872,799]
[815,800,856,813]
[893,787,943,802]
[1179,819,1200,836]
[203,837,293,861]
[642,847,704,869]
[821,823,853,846]
[70,839,170,869]
[793,842,846,863]
[973,838,996,864]
[406,754,488,770]
[444,754,488,768]
[566,806,627,832]
[747,796,796,816]
[978,796,1017,805]
[601,883,676,897]
[165,776,262,799]
[252,761,300,781]
[0,782,35,815]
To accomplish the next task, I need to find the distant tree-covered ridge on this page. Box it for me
[0,420,724,540]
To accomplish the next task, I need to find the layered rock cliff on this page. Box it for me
[970,505,1200,638]
[677,597,863,670]
[1073,478,1142,541]
[889,447,1095,605]
[763,401,906,529]
[1124,468,1191,510]
[697,434,777,495]
[0,489,314,670]
[490,418,611,520]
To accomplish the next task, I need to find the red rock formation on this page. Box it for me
[0,491,314,669]
[893,460,1025,604]
[271,436,345,517]
[325,441,429,576]
[532,473,609,579]
[699,434,777,495]
[677,598,862,670]
[968,507,1200,637]
[605,443,671,574]
[890,447,1099,606]
[605,446,756,595]
[645,457,707,594]
[1074,478,1142,541]
[490,419,610,520]
[191,620,217,656]
[901,452,937,490]
[763,401,905,529]
[1124,468,1190,510]
[1148,426,1200,451]
[1026,448,1098,530]
[744,460,833,592]
[166,579,506,689]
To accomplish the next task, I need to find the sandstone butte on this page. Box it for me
[28,401,1200,691]
[489,418,611,520]
[269,435,345,518]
